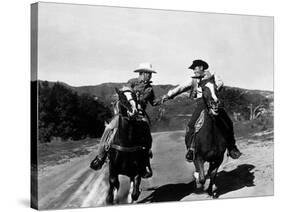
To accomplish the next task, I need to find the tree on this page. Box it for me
[38,81,112,143]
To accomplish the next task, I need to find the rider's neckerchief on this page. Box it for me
[190,77,204,99]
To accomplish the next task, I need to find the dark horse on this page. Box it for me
[191,76,228,198]
[106,87,147,204]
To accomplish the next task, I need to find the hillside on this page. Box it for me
[40,80,273,102]
[38,80,273,132]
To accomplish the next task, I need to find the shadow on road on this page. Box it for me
[138,181,196,203]
[138,164,255,202]
[214,164,255,198]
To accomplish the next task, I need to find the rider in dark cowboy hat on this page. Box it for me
[90,62,160,178]
[161,59,242,162]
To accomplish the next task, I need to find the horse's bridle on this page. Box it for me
[117,89,149,121]
[201,82,221,116]
[111,89,148,153]
[120,89,137,112]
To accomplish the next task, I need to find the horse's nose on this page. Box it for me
[211,99,218,104]
[214,99,220,104]
[212,99,220,108]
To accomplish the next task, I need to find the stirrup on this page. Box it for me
[185,148,195,162]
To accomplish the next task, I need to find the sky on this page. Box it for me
[37,2,274,91]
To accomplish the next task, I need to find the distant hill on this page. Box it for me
[39,80,176,104]
[40,80,273,101]
[39,80,273,132]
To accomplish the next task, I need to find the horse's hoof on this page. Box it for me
[194,187,204,194]
[203,179,210,191]
[195,181,202,189]
[212,193,218,199]
[105,198,114,205]
[199,179,206,185]
[131,190,140,201]
[193,172,199,180]
[207,189,218,199]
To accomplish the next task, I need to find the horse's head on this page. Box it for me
[199,75,221,116]
[113,87,138,118]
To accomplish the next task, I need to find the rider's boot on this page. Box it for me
[226,130,242,159]
[90,125,118,170]
[90,152,107,170]
[90,155,106,170]
[218,109,242,159]
[185,129,195,162]
[228,145,242,159]
[141,151,153,178]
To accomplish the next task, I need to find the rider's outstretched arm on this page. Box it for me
[164,80,193,100]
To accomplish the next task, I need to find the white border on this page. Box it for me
[0,1,279,212]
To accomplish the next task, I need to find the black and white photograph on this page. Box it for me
[31,2,274,210]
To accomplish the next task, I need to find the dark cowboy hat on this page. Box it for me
[188,59,209,70]
[134,62,157,74]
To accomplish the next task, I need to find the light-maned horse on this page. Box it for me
[191,76,228,198]
[106,87,147,204]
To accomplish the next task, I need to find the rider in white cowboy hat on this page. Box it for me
[161,59,242,162]
[90,62,160,178]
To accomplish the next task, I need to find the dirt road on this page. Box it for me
[38,130,273,210]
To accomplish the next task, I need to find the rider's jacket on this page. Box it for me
[166,70,223,100]
[127,78,158,111]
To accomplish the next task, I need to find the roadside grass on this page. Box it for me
[234,115,273,138]
[37,115,273,170]
[38,138,99,170]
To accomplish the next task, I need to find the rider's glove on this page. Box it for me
[161,94,169,104]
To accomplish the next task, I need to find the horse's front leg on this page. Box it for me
[106,173,119,205]
[131,175,141,202]
[207,158,223,198]
[193,156,205,190]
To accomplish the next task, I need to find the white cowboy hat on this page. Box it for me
[133,62,157,73]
